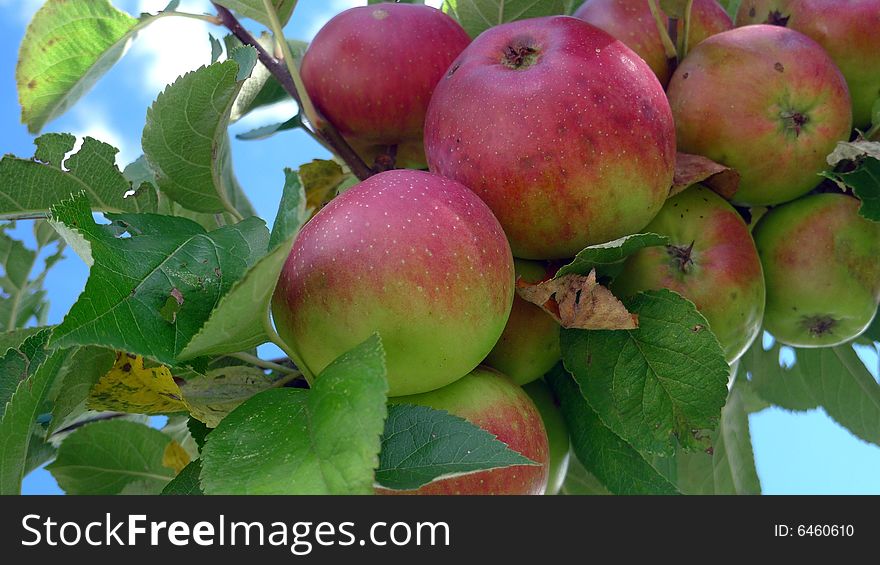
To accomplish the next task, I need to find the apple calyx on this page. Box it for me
[803,315,838,338]
[667,242,696,273]
[780,110,809,137]
[502,42,540,70]
[766,10,791,27]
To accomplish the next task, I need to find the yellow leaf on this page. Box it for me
[299,159,346,216]
[87,352,187,414]
[162,440,191,475]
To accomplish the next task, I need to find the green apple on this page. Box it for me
[523,379,570,495]
[484,260,561,386]
[753,193,880,347]
[380,367,550,495]
[613,185,766,363]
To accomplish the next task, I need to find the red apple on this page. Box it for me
[753,193,880,347]
[613,185,766,363]
[484,259,561,385]
[736,0,880,129]
[574,0,732,86]
[381,367,550,495]
[424,16,676,260]
[667,25,852,206]
[272,170,514,397]
[301,3,470,166]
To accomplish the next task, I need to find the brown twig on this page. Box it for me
[212,2,372,180]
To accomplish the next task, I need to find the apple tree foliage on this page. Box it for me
[0,0,878,496]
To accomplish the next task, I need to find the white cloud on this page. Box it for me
[129,0,214,95]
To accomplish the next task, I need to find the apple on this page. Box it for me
[272,169,514,397]
[381,367,550,495]
[574,0,732,86]
[613,185,766,363]
[484,259,561,385]
[301,3,470,166]
[753,193,880,347]
[523,379,570,495]
[736,0,880,129]
[424,16,676,260]
[666,25,852,206]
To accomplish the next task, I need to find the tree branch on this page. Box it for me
[211,2,373,180]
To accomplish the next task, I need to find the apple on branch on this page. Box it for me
[301,3,470,169]
[424,16,676,260]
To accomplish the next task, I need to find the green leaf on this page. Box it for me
[214,0,298,27]
[187,417,210,449]
[16,0,165,133]
[0,134,155,219]
[142,47,258,215]
[717,0,742,18]
[225,34,306,123]
[179,170,307,359]
[561,289,729,455]
[375,404,537,490]
[46,420,175,494]
[865,309,880,342]
[560,456,612,495]
[546,364,679,495]
[740,338,819,412]
[180,365,281,428]
[49,193,269,365]
[673,381,761,494]
[0,329,52,420]
[744,339,880,446]
[46,346,116,434]
[0,327,46,357]
[442,0,567,38]
[555,233,669,280]
[0,344,67,494]
[824,142,880,221]
[123,156,245,230]
[235,115,302,141]
[200,335,388,494]
[162,460,203,495]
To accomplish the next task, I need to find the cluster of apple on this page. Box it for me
[271,1,880,494]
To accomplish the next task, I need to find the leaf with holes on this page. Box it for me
[0,134,156,219]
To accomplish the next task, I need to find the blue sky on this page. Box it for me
[2,0,878,495]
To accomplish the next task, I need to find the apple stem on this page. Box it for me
[680,0,694,60]
[647,0,678,67]
[212,2,373,181]
[372,145,398,173]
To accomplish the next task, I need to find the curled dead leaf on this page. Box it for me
[672,152,739,199]
[516,270,638,330]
